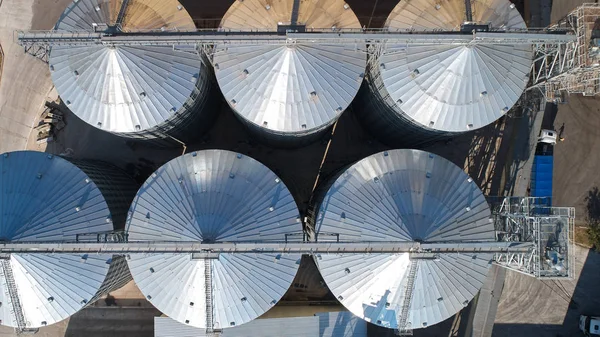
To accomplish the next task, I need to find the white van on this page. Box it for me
[580,315,600,335]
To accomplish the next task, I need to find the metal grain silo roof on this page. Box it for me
[49,0,212,139]
[213,0,366,142]
[126,150,302,329]
[364,0,532,144]
[0,151,126,329]
[312,149,495,330]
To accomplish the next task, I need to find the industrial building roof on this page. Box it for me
[214,0,366,135]
[49,0,202,134]
[313,149,495,330]
[126,150,302,329]
[0,151,115,328]
[154,311,367,337]
[374,0,532,133]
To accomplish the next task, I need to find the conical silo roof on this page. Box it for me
[126,150,302,329]
[213,0,366,140]
[49,0,208,137]
[0,151,119,328]
[369,0,532,135]
[312,149,495,330]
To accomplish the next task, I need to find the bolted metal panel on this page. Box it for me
[66,158,138,230]
[311,149,495,330]
[0,151,135,329]
[126,150,302,329]
[49,0,214,141]
[362,0,533,146]
[89,255,132,304]
[214,0,366,146]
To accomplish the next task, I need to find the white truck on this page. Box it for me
[580,315,600,335]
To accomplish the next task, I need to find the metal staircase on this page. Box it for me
[465,0,473,22]
[115,0,130,26]
[397,260,418,335]
[0,257,36,333]
[204,259,216,336]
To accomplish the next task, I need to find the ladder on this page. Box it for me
[1,258,30,333]
[465,0,473,22]
[204,259,216,336]
[397,260,418,335]
[115,0,130,26]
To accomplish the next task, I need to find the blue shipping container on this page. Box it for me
[530,155,553,204]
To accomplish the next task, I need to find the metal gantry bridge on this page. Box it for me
[0,198,574,335]
[0,197,573,281]
[16,3,600,101]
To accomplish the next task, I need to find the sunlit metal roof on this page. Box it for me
[0,151,116,328]
[214,0,366,137]
[126,150,302,329]
[368,0,532,135]
[49,0,206,135]
[154,311,367,337]
[313,149,495,330]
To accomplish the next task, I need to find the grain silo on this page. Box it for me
[126,150,302,330]
[0,151,136,329]
[49,0,215,142]
[361,0,533,146]
[310,149,495,330]
[213,0,366,146]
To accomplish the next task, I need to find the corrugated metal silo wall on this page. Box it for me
[121,53,218,146]
[66,158,138,231]
[234,112,335,148]
[89,255,133,304]
[306,161,355,241]
[65,157,138,301]
[356,62,456,148]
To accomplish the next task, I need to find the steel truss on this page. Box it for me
[490,197,575,279]
[16,27,575,63]
[530,3,600,99]
[0,241,532,254]
[0,198,574,280]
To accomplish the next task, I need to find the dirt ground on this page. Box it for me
[494,246,600,337]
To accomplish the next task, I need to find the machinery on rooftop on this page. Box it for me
[490,196,574,279]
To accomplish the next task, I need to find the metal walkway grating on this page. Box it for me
[397,260,418,335]
[1,258,29,332]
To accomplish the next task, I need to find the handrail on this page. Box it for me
[0,241,534,254]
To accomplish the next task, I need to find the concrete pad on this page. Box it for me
[552,96,600,225]
[494,246,600,336]
[0,0,70,153]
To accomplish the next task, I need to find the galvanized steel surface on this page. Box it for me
[316,252,492,330]
[368,0,532,136]
[154,311,367,337]
[126,150,302,329]
[313,149,495,330]
[214,0,366,137]
[0,151,115,328]
[49,0,206,136]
